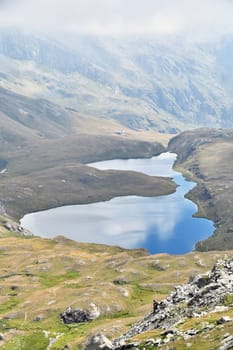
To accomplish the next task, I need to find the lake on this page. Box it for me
[20,153,214,254]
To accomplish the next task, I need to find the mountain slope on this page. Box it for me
[168,128,233,251]
[0,229,231,350]
[0,86,173,220]
[110,256,233,350]
[0,86,76,154]
[0,85,143,149]
[0,30,233,132]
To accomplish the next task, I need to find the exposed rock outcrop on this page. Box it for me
[60,307,92,324]
[60,304,100,324]
[3,221,32,236]
[113,257,233,346]
[219,335,233,350]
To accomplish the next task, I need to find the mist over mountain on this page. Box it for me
[0,29,233,133]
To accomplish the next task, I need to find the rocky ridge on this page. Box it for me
[86,256,233,349]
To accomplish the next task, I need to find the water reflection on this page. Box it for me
[89,152,177,177]
[21,153,214,254]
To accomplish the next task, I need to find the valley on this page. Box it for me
[0,86,233,349]
[0,22,232,350]
[0,119,232,348]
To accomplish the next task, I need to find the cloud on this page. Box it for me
[0,0,233,40]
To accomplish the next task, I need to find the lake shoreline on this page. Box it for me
[21,153,215,254]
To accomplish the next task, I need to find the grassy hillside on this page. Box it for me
[0,229,231,349]
[0,86,127,149]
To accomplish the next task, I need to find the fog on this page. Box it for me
[0,0,233,41]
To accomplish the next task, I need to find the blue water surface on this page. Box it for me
[21,153,214,254]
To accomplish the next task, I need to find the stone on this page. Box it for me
[217,316,232,325]
[219,335,233,350]
[3,222,13,231]
[113,278,128,285]
[145,338,156,345]
[223,333,231,339]
[4,312,23,320]
[195,276,210,289]
[4,221,32,236]
[151,261,169,271]
[85,333,113,350]
[60,307,92,324]
[200,322,215,331]
[11,285,19,291]
[115,344,138,349]
[163,333,174,343]
[34,314,45,322]
[161,329,176,336]
[186,329,200,336]
[211,306,229,313]
[114,256,233,346]
[88,303,100,320]
[154,338,162,346]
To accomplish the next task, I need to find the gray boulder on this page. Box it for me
[60,307,91,324]
[219,335,233,350]
[217,316,232,325]
[3,222,32,236]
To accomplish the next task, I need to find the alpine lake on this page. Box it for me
[21,153,214,254]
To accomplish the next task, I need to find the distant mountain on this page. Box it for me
[0,29,233,132]
[0,85,77,152]
[0,85,114,151]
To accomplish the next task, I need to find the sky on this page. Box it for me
[0,0,233,40]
